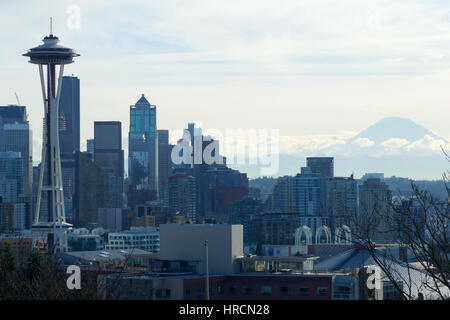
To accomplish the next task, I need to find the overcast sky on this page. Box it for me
[2,0,450,170]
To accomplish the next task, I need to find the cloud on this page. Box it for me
[380,138,410,149]
[352,137,375,147]
[278,133,352,154]
[406,134,449,152]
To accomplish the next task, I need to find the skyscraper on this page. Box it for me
[59,75,80,154]
[358,178,393,242]
[57,76,80,223]
[128,94,158,193]
[306,157,334,178]
[168,174,196,222]
[324,175,357,236]
[157,129,171,190]
[94,121,124,208]
[2,122,32,197]
[73,151,109,227]
[0,105,32,197]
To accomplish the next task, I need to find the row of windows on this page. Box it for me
[109,235,158,240]
[184,286,329,297]
[105,245,159,250]
[108,240,159,245]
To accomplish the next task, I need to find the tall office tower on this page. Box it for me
[205,167,248,215]
[168,174,196,222]
[179,123,225,219]
[2,123,32,197]
[58,76,80,222]
[73,151,109,227]
[306,157,334,178]
[94,121,124,209]
[157,130,171,192]
[0,151,28,230]
[358,178,393,242]
[324,175,357,236]
[0,152,24,203]
[0,106,32,198]
[59,76,80,154]
[128,94,158,193]
[0,107,33,230]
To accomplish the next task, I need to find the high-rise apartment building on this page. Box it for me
[358,177,393,242]
[306,157,334,178]
[168,174,196,222]
[324,175,357,236]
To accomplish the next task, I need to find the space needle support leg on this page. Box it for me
[34,64,48,225]
[54,64,66,250]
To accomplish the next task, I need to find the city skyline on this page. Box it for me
[1,1,450,180]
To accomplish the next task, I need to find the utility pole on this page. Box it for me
[205,239,209,300]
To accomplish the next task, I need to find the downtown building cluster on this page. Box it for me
[0,35,447,299]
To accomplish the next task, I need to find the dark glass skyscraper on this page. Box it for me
[58,76,80,222]
[128,94,158,193]
[59,76,80,154]
[94,121,124,208]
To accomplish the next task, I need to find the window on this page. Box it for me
[196,288,203,297]
[242,286,253,295]
[280,286,290,296]
[317,287,329,296]
[229,286,236,295]
[218,286,224,295]
[298,287,310,296]
[383,281,404,300]
[334,285,352,299]
[165,289,171,297]
[155,289,162,297]
[261,286,272,295]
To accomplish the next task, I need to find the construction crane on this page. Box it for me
[14,92,21,105]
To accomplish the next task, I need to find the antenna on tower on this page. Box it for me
[50,17,53,35]
[14,92,21,105]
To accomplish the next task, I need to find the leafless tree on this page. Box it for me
[350,150,450,300]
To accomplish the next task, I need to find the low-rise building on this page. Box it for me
[105,226,160,252]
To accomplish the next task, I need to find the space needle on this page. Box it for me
[23,20,79,253]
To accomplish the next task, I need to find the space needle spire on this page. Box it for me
[23,21,79,253]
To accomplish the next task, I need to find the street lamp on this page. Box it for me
[205,239,209,300]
